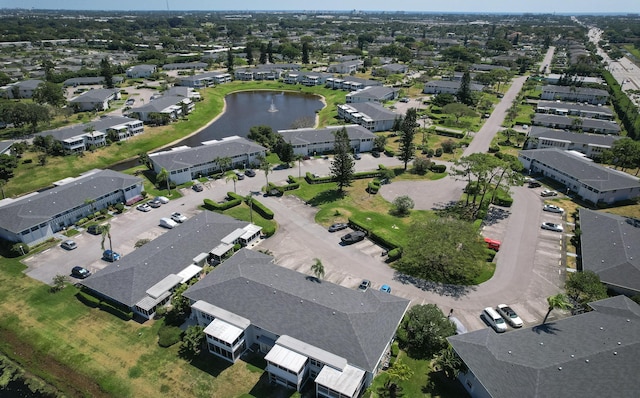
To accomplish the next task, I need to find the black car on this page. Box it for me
[71,266,91,279]
[192,183,204,192]
[371,150,380,158]
[244,169,256,177]
[341,231,366,244]
[328,223,348,232]
[86,224,103,235]
[528,181,541,188]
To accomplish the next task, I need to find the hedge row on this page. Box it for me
[251,198,275,220]
[348,217,402,253]
[305,170,383,184]
[433,128,466,139]
[384,146,395,156]
[305,172,335,184]
[368,179,381,194]
[203,193,242,211]
[429,164,447,173]
[268,181,299,194]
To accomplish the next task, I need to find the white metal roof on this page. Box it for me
[315,364,366,396]
[277,335,347,370]
[192,300,250,330]
[204,318,244,344]
[176,264,202,283]
[145,274,182,299]
[221,228,246,244]
[240,224,262,240]
[210,242,234,257]
[265,344,308,374]
[135,290,171,311]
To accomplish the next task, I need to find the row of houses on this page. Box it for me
[523,126,620,159]
[148,126,377,185]
[76,209,409,398]
[541,85,609,105]
[531,113,621,135]
[337,102,399,132]
[0,169,144,246]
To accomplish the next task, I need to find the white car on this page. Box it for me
[155,196,170,204]
[171,212,187,223]
[540,190,558,197]
[159,217,178,229]
[541,222,563,232]
[496,304,524,328]
[543,204,564,214]
[136,203,151,212]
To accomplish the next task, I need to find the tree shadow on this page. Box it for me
[393,272,475,298]
[531,323,561,335]
[422,369,469,397]
[482,206,512,227]
[305,275,321,283]
[184,349,233,377]
[306,189,344,206]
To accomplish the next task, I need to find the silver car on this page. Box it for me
[543,204,564,213]
[541,222,563,232]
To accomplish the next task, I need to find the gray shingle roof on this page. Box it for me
[149,137,266,171]
[184,249,410,372]
[532,114,620,133]
[35,116,139,142]
[537,101,614,117]
[542,85,608,97]
[63,77,123,86]
[519,148,640,192]
[529,127,620,147]
[80,211,250,308]
[579,209,640,293]
[449,295,640,398]
[348,86,397,100]
[424,80,484,91]
[278,125,376,146]
[129,95,186,113]
[0,169,142,233]
[344,102,398,121]
[69,88,119,104]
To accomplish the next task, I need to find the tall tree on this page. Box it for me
[457,70,474,106]
[302,41,310,64]
[442,103,475,125]
[245,42,254,65]
[310,258,325,281]
[226,49,234,72]
[565,271,608,311]
[33,82,65,107]
[257,156,272,187]
[396,218,486,284]
[225,172,238,193]
[397,108,418,170]
[397,304,456,359]
[259,43,267,64]
[266,41,274,63]
[181,325,205,358]
[384,359,414,398]
[100,58,114,88]
[100,223,113,255]
[330,127,355,194]
[434,345,467,380]
[542,293,572,324]
[156,167,171,194]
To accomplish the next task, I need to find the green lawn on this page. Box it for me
[366,351,468,398]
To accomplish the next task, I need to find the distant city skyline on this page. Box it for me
[2,0,639,14]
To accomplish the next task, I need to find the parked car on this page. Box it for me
[136,203,151,212]
[340,231,366,244]
[71,266,91,279]
[496,304,523,328]
[125,98,135,106]
[61,240,77,250]
[148,199,162,208]
[358,280,371,292]
[399,97,410,103]
[543,204,564,214]
[155,196,170,204]
[541,222,563,232]
[244,169,256,177]
[482,307,507,333]
[192,183,204,192]
[353,153,361,160]
[87,224,104,235]
[484,237,501,251]
[160,217,178,229]
[540,189,558,197]
[171,212,187,223]
[380,284,392,293]
[234,170,245,180]
[528,181,541,188]
[328,223,348,232]
[102,250,121,262]
[371,150,381,158]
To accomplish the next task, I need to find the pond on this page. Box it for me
[177,90,324,147]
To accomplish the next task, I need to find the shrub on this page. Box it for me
[393,195,415,216]
[429,164,447,173]
[367,179,381,194]
[434,128,465,139]
[435,148,443,157]
[427,148,435,157]
[114,203,125,213]
[413,157,431,175]
[441,139,456,153]
[203,195,242,211]
[488,145,500,153]
[387,247,403,260]
[384,146,395,157]
[10,243,29,257]
[157,324,183,347]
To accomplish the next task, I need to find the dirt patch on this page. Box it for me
[0,326,110,398]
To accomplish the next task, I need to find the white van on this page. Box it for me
[483,307,507,333]
[159,217,178,229]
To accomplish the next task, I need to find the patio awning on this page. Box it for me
[176,264,202,283]
[315,364,366,397]
[265,344,308,374]
[210,242,233,257]
[146,274,182,299]
[135,290,171,312]
[204,318,245,345]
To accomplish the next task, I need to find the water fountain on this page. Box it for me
[268,98,278,113]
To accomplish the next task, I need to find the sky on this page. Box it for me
[2,0,639,14]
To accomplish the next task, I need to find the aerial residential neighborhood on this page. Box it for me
[0,2,639,398]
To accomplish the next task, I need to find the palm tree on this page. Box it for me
[84,198,96,215]
[219,156,232,172]
[258,156,272,188]
[433,346,466,379]
[225,172,238,193]
[100,223,113,254]
[244,195,254,223]
[543,293,572,324]
[384,359,414,398]
[294,154,304,178]
[156,167,171,195]
[310,258,325,281]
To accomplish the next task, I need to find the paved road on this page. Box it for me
[539,46,556,74]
